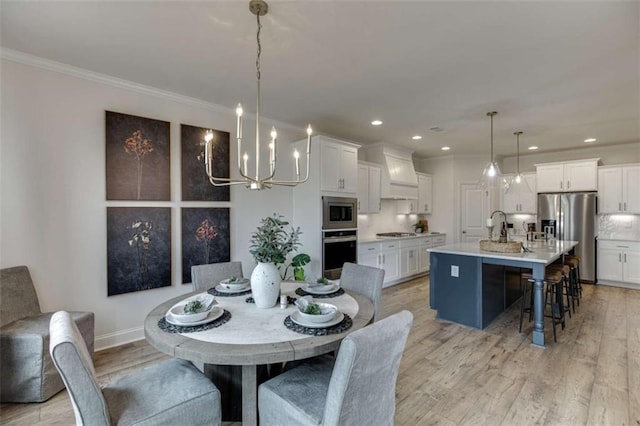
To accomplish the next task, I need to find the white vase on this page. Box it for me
[250,262,281,308]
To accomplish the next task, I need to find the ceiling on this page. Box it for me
[2,1,638,158]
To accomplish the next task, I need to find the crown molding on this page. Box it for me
[0,47,304,134]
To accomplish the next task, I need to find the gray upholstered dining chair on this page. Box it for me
[0,265,94,403]
[258,310,413,425]
[191,261,244,292]
[49,311,222,426]
[339,262,385,322]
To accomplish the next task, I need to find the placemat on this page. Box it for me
[207,288,252,297]
[157,310,231,333]
[284,313,352,336]
[295,287,345,298]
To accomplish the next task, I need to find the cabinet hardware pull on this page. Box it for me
[619,202,622,211]
[368,247,375,251]
[383,254,385,263]
[624,253,627,263]
[567,180,570,189]
[619,253,622,262]
[358,201,360,210]
[624,202,627,211]
[560,181,563,190]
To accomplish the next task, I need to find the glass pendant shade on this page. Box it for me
[505,131,532,195]
[478,111,503,189]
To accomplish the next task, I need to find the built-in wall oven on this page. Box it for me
[322,196,358,279]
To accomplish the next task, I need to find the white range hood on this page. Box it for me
[360,144,418,199]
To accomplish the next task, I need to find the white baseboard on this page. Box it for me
[597,281,640,290]
[95,326,145,352]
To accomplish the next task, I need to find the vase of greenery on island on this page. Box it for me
[249,214,303,308]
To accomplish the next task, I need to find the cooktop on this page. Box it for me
[376,232,416,238]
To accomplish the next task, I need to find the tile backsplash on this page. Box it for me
[598,214,640,241]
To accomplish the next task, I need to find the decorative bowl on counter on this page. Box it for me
[479,240,522,253]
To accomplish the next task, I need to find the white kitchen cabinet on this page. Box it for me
[320,139,359,194]
[501,172,536,214]
[396,199,417,214]
[417,173,433,214]
[419,240,430,273]
[400,239,421,277]
[357,162,381,214]
[357,242,380,269]
[380,241,401,285]
[536,159,599,193]
[598,165,640,213]
[597,240,640,285]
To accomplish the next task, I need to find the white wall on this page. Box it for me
[1,55,308,349]
[357,200,419,240]
[415,155,498,243]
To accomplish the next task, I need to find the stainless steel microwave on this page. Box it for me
[322,196,357,230]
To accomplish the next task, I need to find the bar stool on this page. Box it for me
[564,255,582,302]
[547,264,573,316]
[520,268,566,342]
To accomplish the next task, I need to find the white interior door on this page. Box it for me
[460,183,491,243]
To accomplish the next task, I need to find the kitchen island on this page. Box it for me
[428,240,578,347]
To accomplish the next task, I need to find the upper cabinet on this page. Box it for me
[535,159,599,193]
[320,138,359,195]
[598,164,640,213]
[416,173,433,214]
[501,172,536,214]
[357,162,381,214]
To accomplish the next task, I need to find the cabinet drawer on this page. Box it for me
[380,241,400,251]
[432,235,446,245]
[598,240,640,251]
[400,238,422,249]
[358,243,380,253]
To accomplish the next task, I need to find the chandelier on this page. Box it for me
[204,0,312,190]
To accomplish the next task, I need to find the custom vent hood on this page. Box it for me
[360,144,418,199]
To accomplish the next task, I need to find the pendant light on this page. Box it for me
[477,111,503,189]
[505,131,532,195]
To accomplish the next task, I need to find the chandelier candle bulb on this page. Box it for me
[294,150,300,177]
[243,153,249,176]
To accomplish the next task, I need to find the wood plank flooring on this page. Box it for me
[2,276,638,425]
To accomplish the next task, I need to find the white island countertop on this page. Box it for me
[428,240,579,264]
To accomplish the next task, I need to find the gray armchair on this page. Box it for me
[258,310,413,425]
[340,262,385,322]
[191,261,244,292]
[0,265,94,403]
[50,311,222,425]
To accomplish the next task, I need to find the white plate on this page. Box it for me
[303,283,339,295]
[290,311,345,328]
[219,277,250,286]
[214,283,250,294]
[165,306,224,326]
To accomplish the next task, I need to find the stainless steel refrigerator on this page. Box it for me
[537,192,597,282]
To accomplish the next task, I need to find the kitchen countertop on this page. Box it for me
[428,240,578,264]
[358,232,445,244]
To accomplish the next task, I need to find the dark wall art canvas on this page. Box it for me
[106,111,171,201]
[181,208,231,284]
[107,207,172,296]
[181,124,230,201]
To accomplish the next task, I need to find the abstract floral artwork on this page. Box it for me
[181,124,230,201]
[181,208,230,284]
[106,111,171,201]
[107,207,171,296]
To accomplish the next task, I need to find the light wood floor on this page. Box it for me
[2,276,639,425]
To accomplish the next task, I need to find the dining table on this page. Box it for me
[144,280,374,426]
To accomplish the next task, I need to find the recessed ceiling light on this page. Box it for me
[441,146,451,151]
[528,146,539,150]
[584,138,597,143]
[412,135,422,140]
[371,120,383,126]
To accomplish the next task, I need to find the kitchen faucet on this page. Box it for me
[490,210,508,242]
